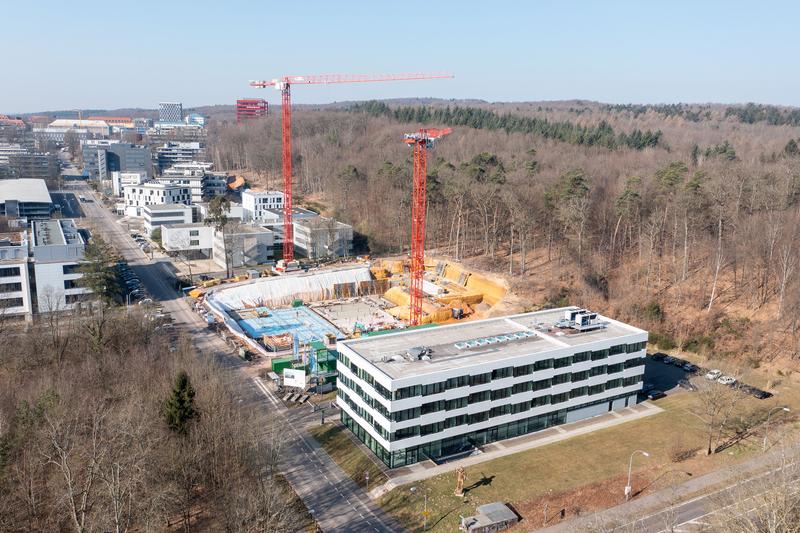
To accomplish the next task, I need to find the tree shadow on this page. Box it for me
[462,472,495,496]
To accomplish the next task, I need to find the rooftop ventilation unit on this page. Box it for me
[555,309,609,332]
[454,330,535,350]
[407,346,432,360]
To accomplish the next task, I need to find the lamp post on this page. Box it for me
[625,450,650,501]
[410,486,430,530]
[763,406,790,451]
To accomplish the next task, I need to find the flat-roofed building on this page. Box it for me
[111,171,148,197]
[0,179,53,219]
[162,223,214,259]
[336,307,647,468]
[213,223,273,269]
[241,189,284,222]
[293,216,353,259]
[154,141,204,172]
[30,219,91,313]
[142,204,194,235]
[0,230,33,318]
[123,182,191,217]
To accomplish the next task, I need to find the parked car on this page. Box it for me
[671,357,688,367]
[706,369,723,380]
[682,363,698,373]
[718,376,737,386]
[651,352,666,362]
[663,356,676,365]
[678,379,696,391]
[646,390,667,400]
[751,388,773,400]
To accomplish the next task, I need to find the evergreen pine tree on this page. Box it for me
[163,371,197,436]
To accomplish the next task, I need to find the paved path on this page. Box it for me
[78,183,405,533]
[370,402,663,499]
[537,444,800,533]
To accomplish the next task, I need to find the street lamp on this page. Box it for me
[763,406,790,451]
[625,450,650,501]
[410,486,430,530]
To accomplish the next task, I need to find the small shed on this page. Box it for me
[461,502,519,533]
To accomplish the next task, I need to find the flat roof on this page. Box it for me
[340,307,646,380]
[32,219,83,246]
[144,203,191,211]
[0,179,52,204]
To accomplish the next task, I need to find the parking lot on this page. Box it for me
[642,353,772,400]
[51,191,85,218]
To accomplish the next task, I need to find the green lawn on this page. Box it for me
[379,393,760,532]
[309,422,389,490]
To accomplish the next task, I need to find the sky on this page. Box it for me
[3,0,800,113]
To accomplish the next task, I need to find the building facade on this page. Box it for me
[0,231,33,318]
[0,179,52,219]
[82,140,150,180]
[123,182,191,216]
[30,219,91,313]
[157,162,227,202]
[154,142,205,173]
[111,171,148,197]
[142,204,194,235]
[162,223,214,258]
[293,217,354,259]
[236,99,268,122]
[159,102,183,123]
[241,190,284,222]
[335,308,647,468]
[213,224,274,269]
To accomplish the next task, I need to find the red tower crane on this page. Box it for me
[403,128,452,326]
[249,73,453,262]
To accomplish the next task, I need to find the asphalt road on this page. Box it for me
[76,182,404,533]
[51,191,85,218]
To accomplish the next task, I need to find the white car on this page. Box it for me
[718,376,737,386]
[706,369,722,380]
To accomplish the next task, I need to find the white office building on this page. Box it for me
[157,162,228,203]
[30,219,91,313]
[336,307,647,468]
[241,190,284,222]
[0,231,33,318]
[162,223,214,258]
[123,182,191,216]
[142,204,195,235]
[154,142,204,172]
[111,171,148,197]
[213,223,274,269]
[293,217,354,259]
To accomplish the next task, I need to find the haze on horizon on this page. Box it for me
[3,0,800,113]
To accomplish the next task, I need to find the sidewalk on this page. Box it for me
[536,443,800,532]
[368,402,663,499]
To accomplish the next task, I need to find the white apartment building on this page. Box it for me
[30,219,91,313]
[0,231,33,318]
[336,307,647,468]
[111,171,147,197]
[123,182,191,217]
[142,204,194,235]
[241,190,284,222]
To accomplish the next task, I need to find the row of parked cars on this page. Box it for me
[650,352,772,399]
[117,260,150,305]
[130,232,151,253]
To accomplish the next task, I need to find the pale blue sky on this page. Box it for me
[3,0,799,113]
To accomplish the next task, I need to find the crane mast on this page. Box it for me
[404,128,452,326]
[249,73,453,262]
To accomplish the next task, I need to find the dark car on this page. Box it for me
[683,363,699,373]
[678,379,696,391]
[750,388,773,400]
[646,390,667,400]
[651,352,666,362]
[671,357,688,367]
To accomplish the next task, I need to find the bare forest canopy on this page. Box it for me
[210,99,800,365]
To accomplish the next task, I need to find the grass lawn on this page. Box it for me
[309,422,389,490]
[379,392,772,532]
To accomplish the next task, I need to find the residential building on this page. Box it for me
[123,182,191,216]
[111,171,148,197]
[336,307,647,468]
[133,118,151,135]
[30,219,91,313]
[81,140,150,180]
[236,99,268,122]
[142,204,194,235]
[0,145,57,180]
[0,231,33,318]
[154,141,205,172]
[293,217,353,259]
[159,102,183,123]
[197,201,245,221]
[213,223,273,269]
[162,223,214,258]
[0,179,52,219]
[241,189,284,222]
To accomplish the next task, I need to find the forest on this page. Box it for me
[208,99,800,367]
[0,306,306,531]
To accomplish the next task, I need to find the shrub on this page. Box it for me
[682,335,715,354]
[649,331,677,350]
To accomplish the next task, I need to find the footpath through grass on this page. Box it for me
[379,393,765,532]
[309,422,389,490]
